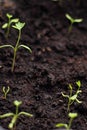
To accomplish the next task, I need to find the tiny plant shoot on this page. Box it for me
[56,112,78,130]
[2,13,19,38]
[0,21,32,72]
[62,81,82,112]
[0,100,33,130]
[2,86,10,99]
[65,13,83,33]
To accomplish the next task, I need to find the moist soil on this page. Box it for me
[0,0,87,130]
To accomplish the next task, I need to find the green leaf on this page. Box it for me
[61,92,69,98]
[10,18,19,23]
[65,14,73,22]
[76,98,82,103]
[14,100,22,107]
[68,113,78,118]
[2,23,8,29]
[18,44,32,53]
[74,19,83,23]
[76,80,81,88]
[70,94,77,101]
[19,112,33,117]
[6,13,13,19]
[12,22,25,30]
[9,116,17,129]
[3,86,10,93]
[0,45,14,49]
[77,90,82,94]
[56,123,68,128]
[69,84,72,90]
[0,113,14,118]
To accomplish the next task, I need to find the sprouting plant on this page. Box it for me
[65,13,83,33]
[2,86,10,99]
[0,100,33,130]
[0,21,32,72]
[2,13,19,38]
[56,112,78,130]
[62,81,82,112]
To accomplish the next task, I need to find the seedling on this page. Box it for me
[56,112,78,130]
[2,86,10,99]
[2,13,19,38]
[0,21,32,72]
[65,13,83,33]
[62,81,82,112]
[0,100,33,130]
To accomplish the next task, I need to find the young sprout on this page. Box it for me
[2,86,10,99]
[0,21,32,72]
[0,100,33,130]
[2,13,19,38]
[62,81,82,112]
[65,13,83,33]
[56,112,78,130]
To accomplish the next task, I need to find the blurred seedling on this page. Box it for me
[0,21,32,72]
[0,100,33,130]
[2,13,19,38]
[2,86,10,99]
[62,81,82,112]
[65,13,83,33]
[56,112,78,130]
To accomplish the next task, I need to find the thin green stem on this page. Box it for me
[16,30,21,48]
[11,50,16,72]
[68,23,72,33]
[68,118,73,130]
[68,89,72,112]
[16,106,18,115]
[11,30,21,72]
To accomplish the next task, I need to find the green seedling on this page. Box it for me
[65,13,83,33]
[56,112,78,130]
[0,21,32,72]
[2,86,10,99]
[2,13,19,38]
[62,81,82,112]
[0,100,33,130]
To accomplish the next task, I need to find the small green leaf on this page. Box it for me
[77,90,82,94]
[6,13,13,19]
[0,45,14,49]
[12,22,25,30]
[76,98,82,103]
[69,84,72,90]
[61,92,69,98]
[9,116,17,129]
[2,23,8,29]
[56,123,68,128]
[74,19,83,23]
[68,113,78,118]
[19,112,33,117]
[14,100,22,107]
[10,18,19,23]
[18,44,32,53]
[70,94,77,101]
[76,80,81,88]
[0,113,14,118]
[65,14,73,22]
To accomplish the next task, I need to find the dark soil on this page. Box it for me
[0,0,87,130]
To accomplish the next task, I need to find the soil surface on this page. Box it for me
[0,0,87,130]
